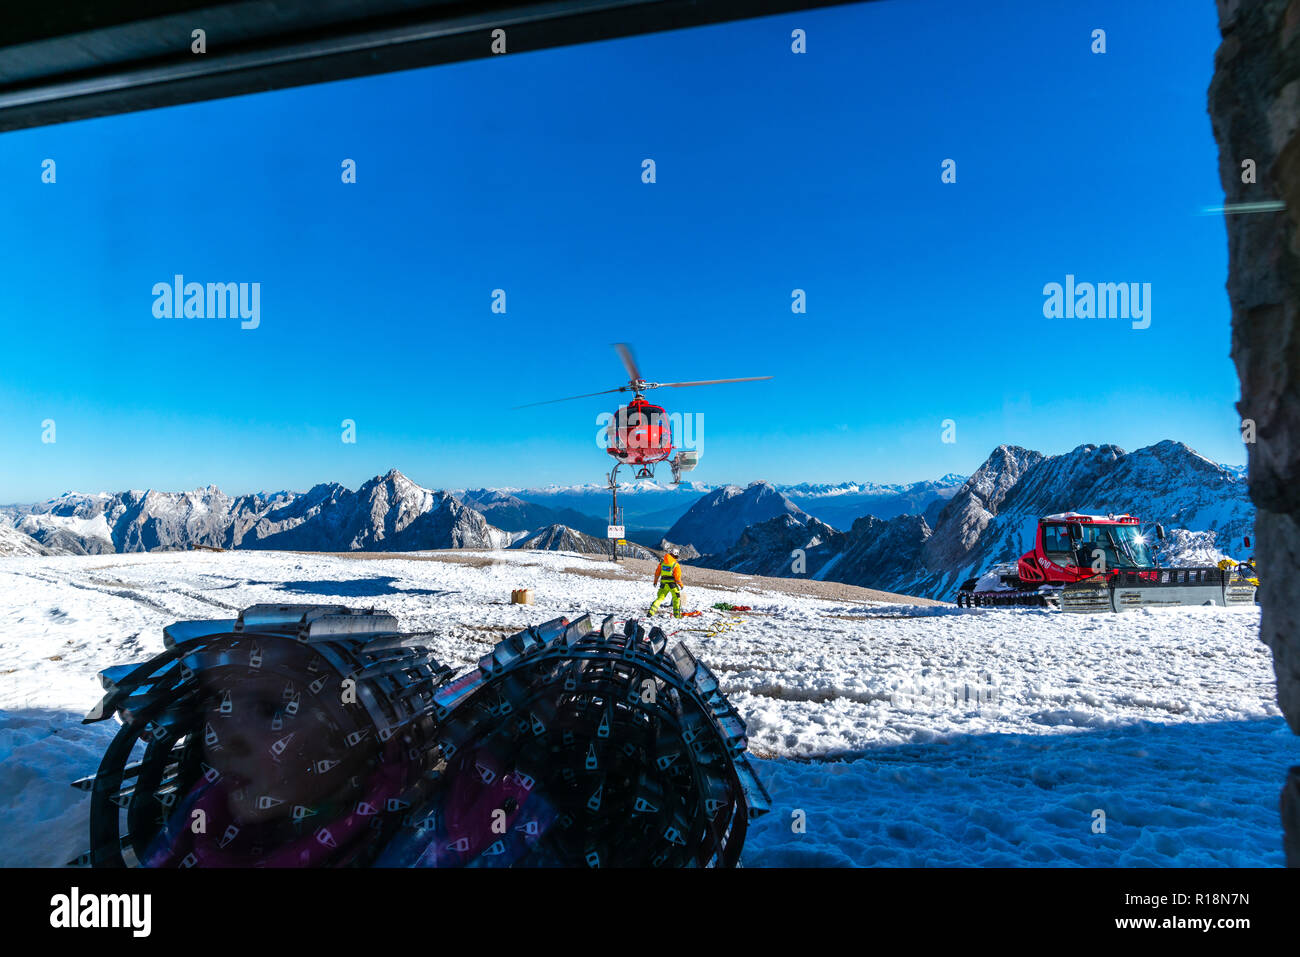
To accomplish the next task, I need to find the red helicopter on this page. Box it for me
[520,343,771,485]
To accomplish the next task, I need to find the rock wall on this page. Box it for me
[1207,0,1300,865]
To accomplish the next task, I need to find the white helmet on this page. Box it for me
[669,547,680,558]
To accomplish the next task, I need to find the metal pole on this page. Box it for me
[609,464,619,563]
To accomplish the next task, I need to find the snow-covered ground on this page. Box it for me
[0,549,1291,867]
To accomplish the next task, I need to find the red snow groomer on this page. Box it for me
[954,513,1257,613]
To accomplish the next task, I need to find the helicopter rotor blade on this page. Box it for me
[513,385,630,409]
[613,342,642,384]
[652,376,774,389]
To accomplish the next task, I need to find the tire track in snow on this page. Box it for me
[147,585,242,612]
[78,573,244,613]
[9,569,234,617]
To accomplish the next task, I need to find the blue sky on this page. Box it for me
[0,0,1239,502]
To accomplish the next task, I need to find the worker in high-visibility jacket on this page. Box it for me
[649,548,684,617]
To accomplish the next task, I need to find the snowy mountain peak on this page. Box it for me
[462,488,524,507]
[916,440,1253,598]
[3,470,506,555]
[0,522,51,556]
[666,482,809,555]
[510,524,655,559]
[692,439,1254,602]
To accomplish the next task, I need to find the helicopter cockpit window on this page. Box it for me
[645,408,671,445]
[607,414,626,448]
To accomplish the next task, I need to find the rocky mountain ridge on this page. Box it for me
[696,441,1254,601]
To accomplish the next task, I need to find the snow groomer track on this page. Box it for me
[73,602,769,867]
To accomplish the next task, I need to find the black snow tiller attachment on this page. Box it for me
[72,604,455,868]
[72,604,769,868]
